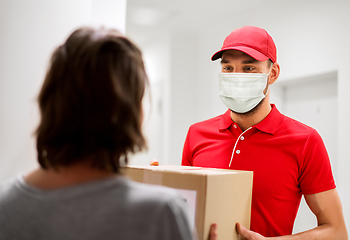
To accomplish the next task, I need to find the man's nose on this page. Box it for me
[233,69,242,73]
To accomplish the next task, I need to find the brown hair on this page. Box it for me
[36,27,148,172]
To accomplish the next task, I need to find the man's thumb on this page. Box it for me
[236,222,249,238]
[150,159,159,166]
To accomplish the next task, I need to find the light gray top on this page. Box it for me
[0,174,194,240]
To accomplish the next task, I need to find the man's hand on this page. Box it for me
[236,222,266,240]
[150,159,159,166]
[208,223,218,240]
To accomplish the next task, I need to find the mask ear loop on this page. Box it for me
[264,85,270,97]
[263,66,273,97]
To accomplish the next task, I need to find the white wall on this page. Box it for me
[135,0,350,232]
[0,0,126,182]
[129,34,172,165]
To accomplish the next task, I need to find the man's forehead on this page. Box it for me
[221,50,258,63]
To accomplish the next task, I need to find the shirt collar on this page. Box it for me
[219,109,234,131]
[218,104,284,135]
[254,104,284,135]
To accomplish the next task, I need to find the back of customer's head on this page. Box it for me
[36,27,148,173]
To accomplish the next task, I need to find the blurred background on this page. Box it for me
[0,0,349,235]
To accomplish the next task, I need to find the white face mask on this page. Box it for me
[218,71,270,113]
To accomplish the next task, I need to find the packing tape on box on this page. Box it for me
[143,170,163,185]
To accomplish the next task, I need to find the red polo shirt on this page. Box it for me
[182,104,335,237]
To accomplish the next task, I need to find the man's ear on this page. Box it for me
[268,62,280,85]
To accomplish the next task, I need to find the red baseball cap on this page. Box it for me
[211,26,277,63]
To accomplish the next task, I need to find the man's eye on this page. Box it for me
[245,66,255,71]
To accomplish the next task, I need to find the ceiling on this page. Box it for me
[126,0,270,46]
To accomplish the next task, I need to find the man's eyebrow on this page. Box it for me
[220,59,230,64]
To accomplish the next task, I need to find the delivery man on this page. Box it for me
[180,26,348,239]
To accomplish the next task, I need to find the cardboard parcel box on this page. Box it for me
[123,165,253,240]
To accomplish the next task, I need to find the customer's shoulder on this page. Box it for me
[123,178,184,203]
[0,177,20,204]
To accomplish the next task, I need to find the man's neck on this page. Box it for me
[230,100,272,131]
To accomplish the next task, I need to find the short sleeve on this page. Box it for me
[299,129,336,195]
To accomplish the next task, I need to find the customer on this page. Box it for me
[0,27,194,240]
